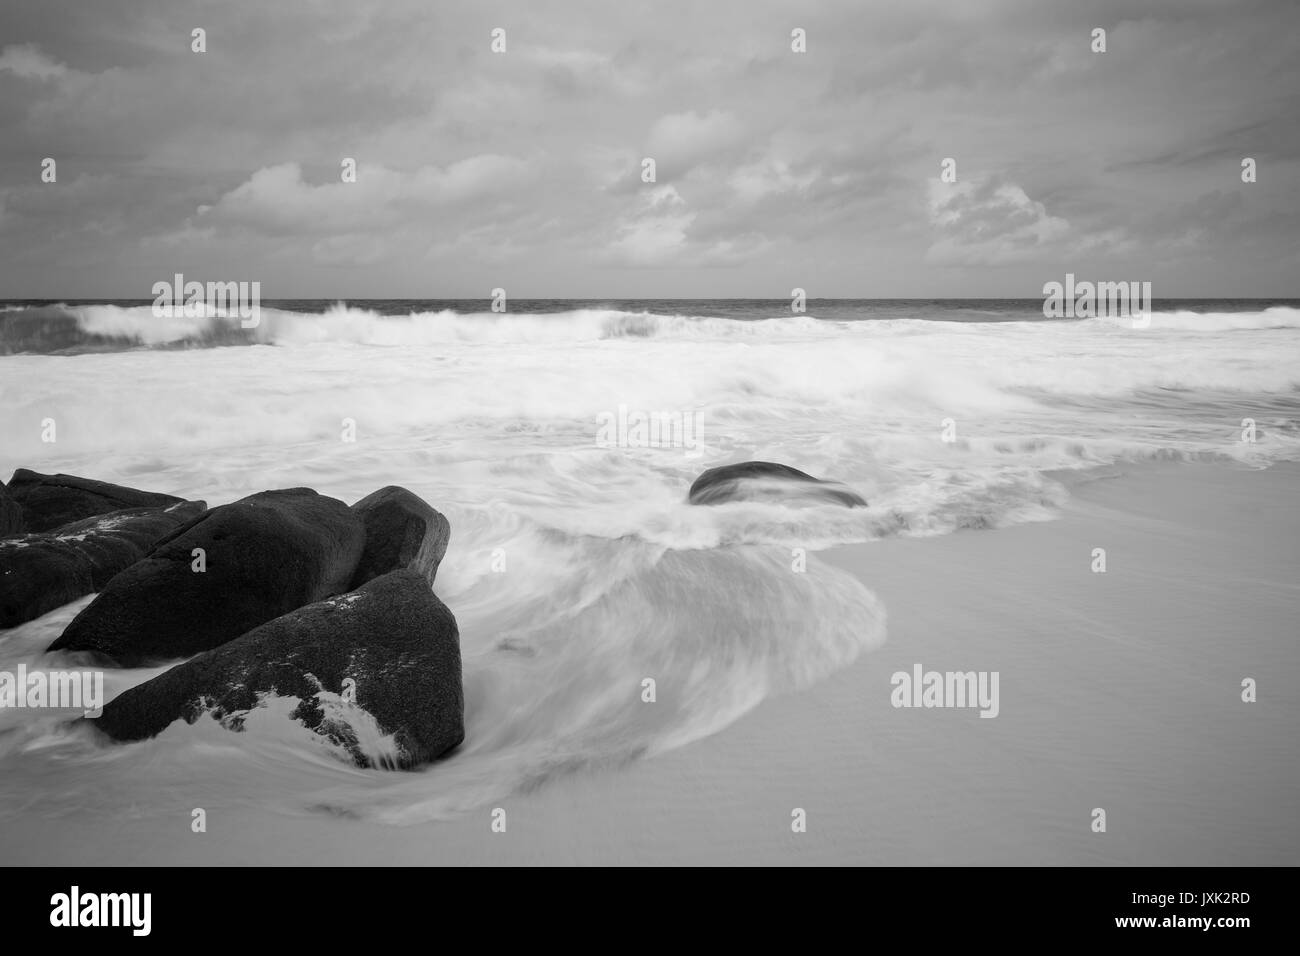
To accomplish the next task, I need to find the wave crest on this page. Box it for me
[0,303,833,353]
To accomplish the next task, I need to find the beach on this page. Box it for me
[4,0,1300,887]
[5,457,1294,866]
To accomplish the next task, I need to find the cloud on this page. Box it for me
[728,160,819,204]
[0,44,67,81]
[926,179,1072,267]
[646,110,747,177]
[0,0,1297,296]
[601,184,771,268]
[603,185,694,266]
[311,234,387,266]
[200,156,536,236]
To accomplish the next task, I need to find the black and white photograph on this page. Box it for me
[0,0,1296,902]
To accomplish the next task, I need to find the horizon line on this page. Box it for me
[4,296,1299,303]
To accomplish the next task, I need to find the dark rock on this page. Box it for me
[0,479,22,537]
[47,501,210,589]
[0,501,207,629]
[48,488,365,666]
[349,486,450,588]
[687,460,868,508]
[0,539,90,629]
[93,570,464,770]
[6,469,187,534]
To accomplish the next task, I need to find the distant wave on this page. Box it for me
[0,303,833,354]
[1094,306,1300,332]
[5,302,1300,354]
[0,305,254,354]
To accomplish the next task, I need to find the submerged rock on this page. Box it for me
[5,469,188,534]
[0,501,207,629]
[348,485,451,588]
[687,461,867,508]
[93,570,464,770]
[48,488,365,666]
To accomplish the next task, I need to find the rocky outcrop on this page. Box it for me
[0,501,207,629]
[0,478,22,537]
[348,485,450,588]
[48,488,365,665]
[687,461,868,508]
[5,469,188,534]
[93,570,464,770]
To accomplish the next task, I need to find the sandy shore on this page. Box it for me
[8,459,1298,865]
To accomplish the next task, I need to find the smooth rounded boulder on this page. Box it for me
[5,469,187,533]
[349,485,450,588]
[0,501,207,629]
[92,570,465,770]
[48,488,365,666]
[687,461,868,508]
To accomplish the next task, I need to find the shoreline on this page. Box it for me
[4,458,1297,865]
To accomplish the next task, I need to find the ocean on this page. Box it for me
[1,298,1298,825]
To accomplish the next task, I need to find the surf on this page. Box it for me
[0,532,885,824]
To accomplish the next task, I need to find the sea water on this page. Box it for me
[0,299,1296,823]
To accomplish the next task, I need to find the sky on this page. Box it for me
[0,0,1297,299]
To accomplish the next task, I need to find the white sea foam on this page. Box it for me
[0,302,1296,823]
